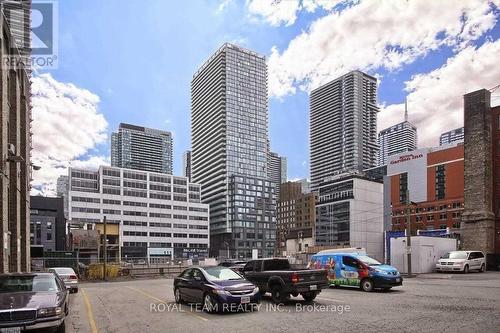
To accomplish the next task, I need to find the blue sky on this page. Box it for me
[32,0,500,194]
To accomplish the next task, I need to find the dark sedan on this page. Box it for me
[173,266,260,313]
[0,273,68,333]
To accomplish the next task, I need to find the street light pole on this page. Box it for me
[103,216,107,281]
[406,190,412,277]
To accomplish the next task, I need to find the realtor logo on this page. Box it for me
[1,0,58,69]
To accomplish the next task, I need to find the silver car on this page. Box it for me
[49,267,79,293]
[435,251,486,273]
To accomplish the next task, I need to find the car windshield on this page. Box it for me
[203,267,243,281]
[0,276,60,293]
[51,268,75,275]
[357,256,382,266]
[442,251,468,259]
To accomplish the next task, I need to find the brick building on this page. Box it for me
[0,1,32,273]
[461,89,497,269]
[276,181,317,256]
[386,145,464,233]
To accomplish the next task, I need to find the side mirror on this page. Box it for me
[194,276,202,282]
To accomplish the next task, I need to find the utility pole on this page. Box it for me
[405,190,412,277]
[103,216,107,281]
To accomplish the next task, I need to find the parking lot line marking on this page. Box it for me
[125,286,209,322]
[82,288,99,333]
[316,296,346,303]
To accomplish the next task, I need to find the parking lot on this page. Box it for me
[67,272,500,333]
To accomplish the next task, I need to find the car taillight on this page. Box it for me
[69,275,78,280]
[291,272,299,284]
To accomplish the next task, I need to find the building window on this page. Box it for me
[435,165,446,200]
[439,213,447,220]
[399,173,408,203]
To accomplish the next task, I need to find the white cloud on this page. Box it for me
[216,0,233,14]
[378,40,500,148]
[246,0,344,26]
[247,0,301,26]
[267,0,498,98]
[31,74,109,196]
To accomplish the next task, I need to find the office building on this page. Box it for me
[296,178,311,194]
[439,127,464,146]
[183,150,192,181]
[0,0,32,273]
[30,196,66,251]
[191,43,276,259]
[68,166,209,260]
[315,176,384,261]
[461,89,499,269]
[268,152,287,197]
[386,145,464,234]
[310,70,379,190]
[111,123,173,174]
[378,102,417,166]
[276,181,317,256]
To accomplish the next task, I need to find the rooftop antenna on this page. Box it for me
[404,98,408,122]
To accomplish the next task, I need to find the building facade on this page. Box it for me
[111,123,173,174]
[276,181,317,256]
[268,151,287,198]
[191,43,275,259]
[386,145,464,235]
[439,127,464,146]
[461,89,497,269]
[310,70,379,190]
[30,196,65,252]
[56,175,69,218]
[315,176,384,261]
[0,1,32,273]
[378,108,417,166]
[182,150,192,181]
[68,166,209,260]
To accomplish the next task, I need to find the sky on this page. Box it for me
[31,0,500,195]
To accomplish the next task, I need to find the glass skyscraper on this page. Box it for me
[191,43,276,259]
[111,123,173,174]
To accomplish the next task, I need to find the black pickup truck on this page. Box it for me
[241,258,328,303]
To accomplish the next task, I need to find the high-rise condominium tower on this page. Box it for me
[111,123,173,174]
[310,70,379,190]
[183,150,192,181]
[268,152,287,198]
[439,127,464,146]
[378,101,418,166]
[191,43,276,259]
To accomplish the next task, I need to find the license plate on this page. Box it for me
[1,327,22,333]
[310,285,317,291]
[396,278,401,283]
[241,296,250,304]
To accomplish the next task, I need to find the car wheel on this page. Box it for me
[56,321,66,333]
[271,285,286,304]
[360,279,374,292]
[301,292,317,302]
[463,265,469,274]
[203,293,217,313]
[73,288,78,294]
[174,288,183,304]
[480,264,485,273]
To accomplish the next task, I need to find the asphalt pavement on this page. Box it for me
[66,272,500,333]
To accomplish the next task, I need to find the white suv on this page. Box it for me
[435,251,486,273]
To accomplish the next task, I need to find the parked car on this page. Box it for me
[173,266,260,313]
[0,273,69,333]
[241,258,328,303]
[218,260,247,273]
[48,268,79,293]
[309,250,402,292]
[435,250,486,273]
